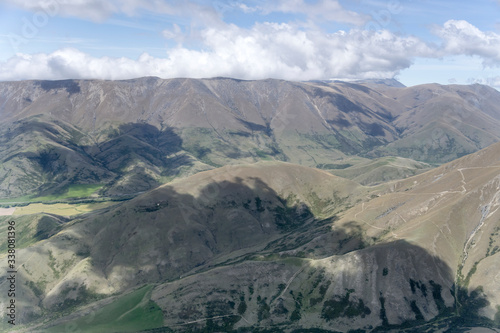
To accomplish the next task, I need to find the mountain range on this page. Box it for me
[1,77,500,198]
[0,77,499,332]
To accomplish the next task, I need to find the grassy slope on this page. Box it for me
[0,184,104,205]
[0,183,121,218]
[42,285,163,333]
[35,184,104,202]
[12,201,115,217]
[0,214,62,251]
[328,156,432,185]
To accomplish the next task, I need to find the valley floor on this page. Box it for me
[0,207,15,216]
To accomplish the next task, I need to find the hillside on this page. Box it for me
[1,142,499,332]
[1,78,500,199]
[327,156,432,185]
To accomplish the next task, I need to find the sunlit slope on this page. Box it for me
[342,141,500,321]
[328,155,432,185]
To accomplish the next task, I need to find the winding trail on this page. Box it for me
[354,202,400,239]
[352,166,500,241]
[178,314,243,326]
[457,168,467,193]
[271,265,306,307]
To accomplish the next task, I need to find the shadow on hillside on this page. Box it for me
[88,176,325,281]
[89,122,191,195]
[1,118,192,198]
[38,79,81,95]
[11,174,500,332]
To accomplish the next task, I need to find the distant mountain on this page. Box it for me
[353,78,407,88]
[1,77,500,198]
[2,142,499,332]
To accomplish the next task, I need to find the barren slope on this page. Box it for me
[2,78,500,199]
[1,144,499,331]
[342,141,500,322]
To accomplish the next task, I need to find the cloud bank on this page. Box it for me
[0,21,435,81]
[434,20,500,67]
[1,0,500,86]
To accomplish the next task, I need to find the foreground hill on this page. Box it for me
[1,143,500,332]
[1,78,500,198]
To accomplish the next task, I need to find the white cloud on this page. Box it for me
[4,0,118,21]
[0,49,151,80]
[467,76,500,89]
[434,20,500,67]
[488,76,500,86]
[3,0,219,23]
[162,24,182,40]
[259,0,370,26]
[2,17,500,83]
[487,77,500,88]
[238,3,257,13]
[0,23,434,81]
[4,0,369,26]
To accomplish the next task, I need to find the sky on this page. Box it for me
[0,0,499,88]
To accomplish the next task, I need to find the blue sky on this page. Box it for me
[0,0,499,88]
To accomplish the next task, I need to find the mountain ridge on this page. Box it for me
[2,77,500,199]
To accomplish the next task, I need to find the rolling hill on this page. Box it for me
[0,142,499,332]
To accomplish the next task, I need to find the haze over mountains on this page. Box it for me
[0,77,500,332]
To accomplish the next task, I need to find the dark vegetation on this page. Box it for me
[321,289,371,321]
[316,163,353,169]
